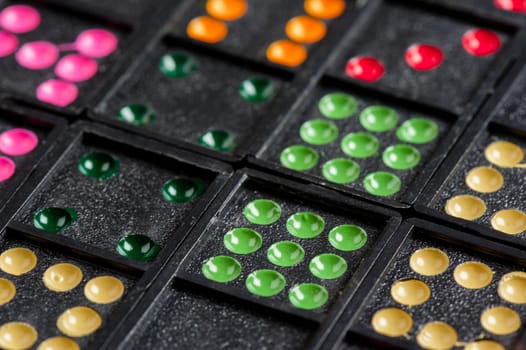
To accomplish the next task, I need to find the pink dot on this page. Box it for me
[462,29,501,56]
[0,30,18,57]
[75,29,118,58]
[15,41,59,70]
[0,156,15,182]
[494,0,526,13]
[0,128,38,156]
[54,54,98,82]
[405,44,443,71]
[36,79,78,107]
[345,56,385,82]
[0,5,40,33]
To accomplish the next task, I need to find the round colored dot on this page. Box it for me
[202,255,241,283]
[280,145,319,171]
[322,158,361,184]
[485,141,524,167]
[267,241,305,267]
[239,77,278,103]
[16,41,59,70]
[84,276,124,304]
[405,44,443,71]
[480,306,521,335]
[286,212,325,238]
[289,283,328,310]
[396,118,439,144]
[187,16,227,44]
[318,92,358,120]
[299,119,338,145]
[56,306,102,337]
[416,322,458,350]
[345,56,384,83]
[78,152,119,179]
[309,253,347,279]
[34,208,77,233]
[118,104,155,126]
[464,340,505,350]
[454,261,493,289]
[37,337,80,350]
[0,128,38,156]
[198,129,236,152]
[0,5,40,33]
[498,271,526,304]
[341,132,380,158]
[382,144,421,170]
[116,234,160,262]
[266,40,307,67]
[162,178,205,203]
[54,54,98,82]
[409,248,449,276]
[0,322,38,350]
[245,269,286,297]
[43,263,83,292]
[304,0,346,19]
[36,79,79,107]
[285,16,326,44]
[223,228,262,254]
[206,0,247,21]
[328,224,367,251]
[445,195,486,221]
[371,308,413,337]
[359,105,399,132]
[0,31,18,57]
[0,157,15,182]
[0,248,37,276]
[244,199,281,225]
[491,209,526,235]
[390,279,431,306]
[75,29,118,58]
[0,278,15,305]
[462,29,501,56]
[363,171,401,197]
[465,166,504,193]
[159,53,198,78]
[494,0,526,13]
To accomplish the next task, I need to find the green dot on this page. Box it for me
[78,152,119,179]
[318,92,358,119]
[33,207,77,233]
[243,199,281,225]
[397,118,439,144]
[198,130,236,152]
[267,241,305,267]
[328,224,367,251]
[299,119,338,145]
[224,228,262,254]
[341,132,380,158]
[246,269,286,297]
[289,283,328,310]
[202,256,241,283]
[239,77,278,103]
[360,106,399,132]
[382,144,421,170]
[363,171,401,197]
[162,178,205,203]
[322,158,360,184]
[159,53,198,78]
[116,234,160,262]
[280,145,319,171]
[309,253,347,279]
[286,212,325,238]
[118,104,156,126]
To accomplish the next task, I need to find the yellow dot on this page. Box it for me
[485,141,524,167]
[464,340,505,350]
[187,16,228,44]
[0,248,37,276]
[371,308,412,337]
[491,209,526,235]
[84,276,124,304]
[0,278,16,305]
[390,279,431,306]
[206,0,247,21]
[56,306,101,337]
[445,195,486,221]
[453,261,493,289]
[43,263,83,292]
[0,322,38,350]
[409,248,449,276]
[416,321,458,350]
[285,16,327,44]
[37,337,80,350]
[266,40,307,67]
[304,0,346,19]
[465,167,503,193]
[480,306,521,335]
[498,271,526,304]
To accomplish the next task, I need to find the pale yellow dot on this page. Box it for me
[480,306,521,335]
[371,308,412,337]
[0,278,16,305]
[390,279,431,306]
[465,167,503,193]
[84,276,124,304]
[0,322,38,350]
[37,337,80,350]
[464,340,505,350]
[498,271,526,304]
[485,141,524,167]
[445,195,486,221]
[409,248,449,276]
[43,263,83,292]
[491,209,526,235]
[56,306,101,337]
[453,261,493,289]
[416,321,458,350]
[0,248,37,276]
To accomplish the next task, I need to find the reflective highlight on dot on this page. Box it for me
[0,247,37,276]
[464,340,505,350]
[498,271,526,304]
[198,129,236,152]
[328,224,367,251]
[341,132,379,158]
[117,234,160,262]
[289,283,328,310]
[118,104,156,126]
[480,306,521,335]
[416,322,458,350]
[206,0,247,21]
[491,209,526,235]
[363,171,401,197]
[286,212,325,238]
[43,263,83,292]
[285,16,326,44]
[465,167,503,193]
[0,278,15,305]
[445,195,486,221]
[485,141,524,167]
[245,269,286,297]
[267,241,305,267]
[299,119,338,145]
[345,56,384,82]
[239,77,278,103]
[309,253,347,279]
[78,152,119,179]
[162,178,205,203]
[280,145,319,171]
[0,322,37,350]
[187,16,228,44]
[56,306,102,337]
[360,106,399,132]
[322,158,360,184]
[37,337,80,350]
[34,208,77,233]
[390,279,431,306]
[202,256,241,283]
[409,248,449,276]
[84,276,124,304]
[371,308,412,337]
[159,53,198,78]
[453,261,493,289]
[244,199,281,225]
[396,118,439,144]
[318,92,357,119]
[382,144,421,170]
[266,40,307,67]
[304,0,346,19]
[224,228,262,254]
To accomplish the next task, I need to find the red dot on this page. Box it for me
[404,44,443,71]
[462,29,501,56]
[345,56,384,82]
[494,0,526,13]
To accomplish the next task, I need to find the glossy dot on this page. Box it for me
[159,53,198,78]
[118,104,155,126]
[480,306,521,335]
[224,228,262,254]
[0,248,37,276]
[37,337,80,350]
[34,208,76,233]
[382,144,421,170]
[198,129,236,152]
[202,256,241,283]
[0,322,37,350]
[462,29,501,56]
[363,171,401,197]
[416,322,458,350]
[56,306,102,337]
[289,283,328,310]
[396,118,439,144]
[454,261,493,289]
[345,56,384,82]
[465,167,504,193]
[494,0,526,13]
[322,158,360,184]
[464,340,505,350]
[0,5,40,33]
[36,79,78,107]
[246,269,286,297]
[16,41,59,70]
[318,92,357,119]
[405,44,443,71]
[280,145,319,171]
[162,178,205,203]
[117,234,160,262]
[0,157,15,182]
[0,31,18,57]
[286,212,325,238]
[285,16,326,44]
[267,241,305,267]
[328,224,367,251]
[491,209,526,235]
[485,141,524,167]
[84,276,124,304]
[54,54,98,82]
[390,279,431,306]
[304,0,346,19]
[78,152,119,179]
[187,16,227,44]
[409,248,449,276]
[244,199,281,225]
[239,77,278,103]
[341,132,379,158]
[309,253,347,279]
[43,263,83,292]
[299,119,338,145]
[498,271,526,304]
[360,106,399,132]
[0,128,38,156]
[0,278,15,305]
[206,0,247,21]
[266,40,307,67]
[445,195,486,221]
[371,308,413,337]
[75,29,118,58]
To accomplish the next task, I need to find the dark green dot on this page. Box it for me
[159,53,198,78]
[239,77,278,103]
[289,283,328,310]
[224,228,262,254]
[202,256,241,283]
[363,171,401,197]
[267,241,305,267]
[286,212,325,238]
[341,132,380,158]
[78,152,119,179]
[322,158,360,184]
[360,106,399,132]
[318,92,358,119]
[280,145,319,171]
[243,199,281,225]
[118,104,156,126]
[309,253,347,279]
[116,234,160,262]
[198,130,236,152]
[328,224,367,251]
[33,207,77,233]
[396,118,439,144]
[246,269,286,297]
[382,144,421,170]
[162,178,205,203]
[299,119,338,145]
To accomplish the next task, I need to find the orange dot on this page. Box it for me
[206,0,247,21]
[187,16,228,44]
[286,16,327,44]
[304,0,346,19]
[266,40,307,67]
